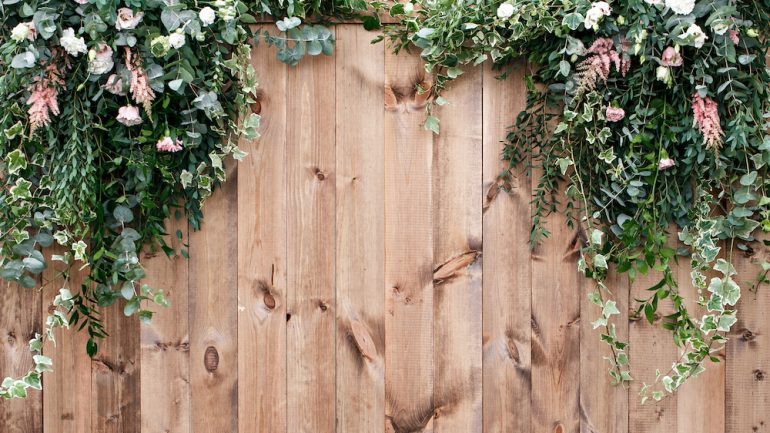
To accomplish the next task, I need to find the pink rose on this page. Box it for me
[658,158,675,170]
[116,8,144,30]
[25,22,37,41]
[156,137,183,153]
[117,105,142,126]
[88,42,114,75]
[661,47,683,67]
[729,29,740,45]
[103,74,125,95]
[606,106,625,122]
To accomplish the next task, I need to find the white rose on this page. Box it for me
[644,0,663,4]
[496,3,514,19]
[679,23,708,48]
[199,7,216,26]
[665,0,695,15]
[60,28,88,57]
[87,43,114,75]
[584,2,612,31]
[656,65,671,84]
[116,8,144,30]
[11,23,30,42]
[169,32,186,49]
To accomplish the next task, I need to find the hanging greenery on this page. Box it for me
[384,0,770,402]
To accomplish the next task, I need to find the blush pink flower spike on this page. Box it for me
[692,94,724,152]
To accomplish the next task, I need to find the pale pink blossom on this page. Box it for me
[575,38,630,95]
[658,158,675,170]
[605,106,625,122]
[661,47,683,67]
[729,29,740,45]
[88,42,114,75]
[125,48,156,115]
[116,105,142,126]
[116,8,144,30]
[692,94,723,151]
[26,53,66,132]
[156,137,183,153]
[103,74,125,95]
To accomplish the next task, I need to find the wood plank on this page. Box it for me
[0,281,42,433]
[91,301,140,433]
[141,215,190,433]
[727,242,770,433]
[676,251,724,433]
[188,163,239,433]
[285,35,337,433]
[335,24,386,433]
[481,60,532,433]
[237,26,288,433]
[383,47,434,432]
[432,65,483,432]
[42,247,92,433]
[530,184,580,430]
[579,272,628,433]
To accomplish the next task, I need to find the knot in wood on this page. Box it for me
[263,293,276,310]
[318,301,328,312]
[741,329,755,341]
[204,346,219,372]
[251,100,262,115]
[754,369,765,381]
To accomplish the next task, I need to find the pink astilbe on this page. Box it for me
[692,94,723,152]
[26,51,67,132]
[125,48,155,115]
[575,38,630,97]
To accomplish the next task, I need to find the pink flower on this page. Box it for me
[103,74,125,95]
[156,137,183,153]
[88,42,114,75]
[606,106,625,122]
[125,48,155,115]
[692,94,723,151]
[661,47,683,67]
[26,54,66,132]
[729,29,740,45]
[116,105,142,126]
[116,8,144,30]
[658,158,675,170]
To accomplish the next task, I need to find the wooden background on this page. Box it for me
[1,25,769,433]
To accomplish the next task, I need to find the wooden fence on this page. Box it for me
[1,24,769,433]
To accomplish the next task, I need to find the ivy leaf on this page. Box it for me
[593,254,608,269]
[424,116,440,134]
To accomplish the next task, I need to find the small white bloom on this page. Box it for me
[679,23,708,48]
[116,8,144,30]
[656,65,672,85]
[711,20,729,36]
[199,7,216,26]
[497,3,514,19]
[169,32,186,49]
[60,28,88,57]
[584,1,612,31]
[665,0,695,15]
[644,0,663,5]
[11,23,30,42]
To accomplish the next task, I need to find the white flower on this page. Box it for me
[584,1,612,31]
[665,0,695,15]
[169,32,186,49]
[497,3,514,19]
[116,105,142,126]
[679,24,708,48]
[116,8,144,30]
[644,0,663,5]
[656,65,672,85]
[87,42,114,75]
[60,28,87,57]
[11,23,30,42]
[199,7,216,26]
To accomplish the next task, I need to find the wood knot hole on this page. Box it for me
[263,293,276,309]
[742,329,755,341]
[553,423,565,433]
[204,346,219,372]
[314,168,326,181]
[754,369,765,381]
[251,100,262,115]
[318,301,328,312]
[286,313,292,322]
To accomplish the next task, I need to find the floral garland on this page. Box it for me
[0,0,377,399]
[384,0,770,402]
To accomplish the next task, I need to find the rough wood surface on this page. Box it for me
[188,161,239,433]
[0,281,42,433]
[141,216,190,433]
[285,33,337,433]
[432,64,483,433]
[481,60,532,433]
[237,27,288,433]
[335,25,386,433]
[383,46,435,433]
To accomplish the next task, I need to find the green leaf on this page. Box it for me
[424,116,440,134]
[113,206,134,224]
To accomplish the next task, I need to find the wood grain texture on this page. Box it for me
[481,60,532,433]
[238,27,288,433]
[285,35,337,433]
[188,162,239,433]
[141,216,190,433]
[92,302,140,433]
[383,47,435,433]
[432,64,483,433]
[42,248,92,433]
[579,272,628,433]
[335,25,386,433]
[727,242,770,433]
[0,281,42,433]
[529,190,580,431]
